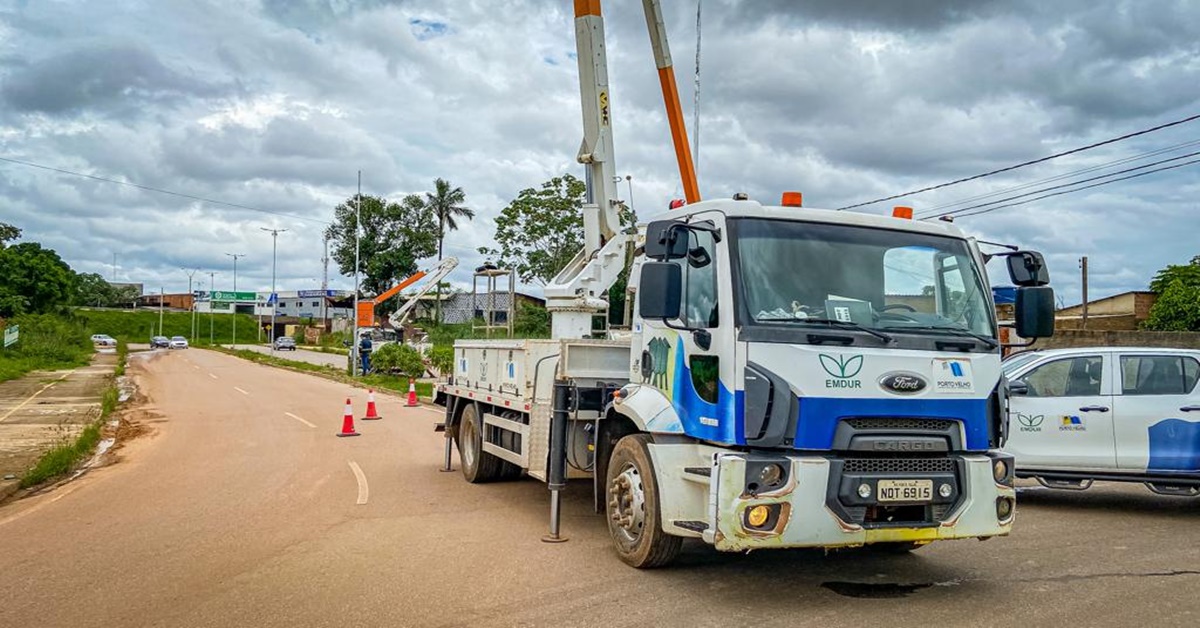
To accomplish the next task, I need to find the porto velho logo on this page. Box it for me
[820,354,864,389]
[1017,413,1044,432]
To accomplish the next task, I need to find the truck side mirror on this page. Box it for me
[1015,286,1055,338]
[644,220,689,260]
[638,262,682,320]
[1007,251,1050,287]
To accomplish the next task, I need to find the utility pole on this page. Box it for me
[226,253,246,347]
[260,228,287,350]
[352,170,362,376]
[182,268,197,342]
[1080,256,1089,330]
[322,232,330,330]
[158,286,164,336]
[207,271,217,345]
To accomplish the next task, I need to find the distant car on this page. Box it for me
[273,337,297,351]
[151,336,170,349]
[169,336,189,350]
[91,334,117,347]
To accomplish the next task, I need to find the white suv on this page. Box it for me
[1003,347,1200,496]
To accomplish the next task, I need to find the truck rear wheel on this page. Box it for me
[606,434,682,568]
[457,403,503,483]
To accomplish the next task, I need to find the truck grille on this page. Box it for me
[845,418,956,431]
[843,457,956,474]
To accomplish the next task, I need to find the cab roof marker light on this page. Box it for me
[893,206,914,219]
[781,192,803,207]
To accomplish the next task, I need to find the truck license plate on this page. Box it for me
[877,479,933,503]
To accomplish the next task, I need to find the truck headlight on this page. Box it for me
[758,463,784,487]
[993,459,1008,483]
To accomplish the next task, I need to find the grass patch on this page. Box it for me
[0,313,94,382]
[73,307,260,346]
[217,347,434,398]
[19,356,125,489]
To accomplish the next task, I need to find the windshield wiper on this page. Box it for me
[879,325,998,349]
[787,318,894,344]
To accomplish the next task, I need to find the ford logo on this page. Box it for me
[880,372,927,394]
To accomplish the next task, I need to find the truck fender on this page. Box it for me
[611,385,683,434]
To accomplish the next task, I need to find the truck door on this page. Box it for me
[638,214,735,442]
[1113,353,1200,473]
[1008,353,1116,470]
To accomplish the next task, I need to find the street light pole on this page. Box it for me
[226,253,245,348]
[158,286,164,336]
[260,228,287,351]
[182,268,197,342]
[352,170,362,376]
[207,271,217,345]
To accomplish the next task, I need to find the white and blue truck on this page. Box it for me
[435,0,1056,567]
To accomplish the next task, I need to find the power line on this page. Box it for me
[916,137,1200,217]
[0,154,326,224]
[942,157,1200,220]
[835,112,1200,211]
[923,149,1200,219]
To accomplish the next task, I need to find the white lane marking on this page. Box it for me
[193,365,200,370]
[234,387,249,396]
[0,370,74,423]
[208,373,218,380]
[284,412,316,428]
[348,461,369,505]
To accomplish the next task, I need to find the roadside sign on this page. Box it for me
[267,293,278,305]
[211,291,256,301]
[299,290,337,298]
[3,325,17,348]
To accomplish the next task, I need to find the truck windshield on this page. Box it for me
[732,218,995,339]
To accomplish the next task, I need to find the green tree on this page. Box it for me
[0,222,20,248]
[426,178,475,261]
[1143,279,1200,331]
[325,194,438,296]
[1149,255,1200,293]
[513,302,550,337]
[0,242,78,317]
[427,345,455,376]
[480,174,586,285]
[370,342,426,379]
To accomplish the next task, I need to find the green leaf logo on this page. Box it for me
[819,354,864,379]
[1018,413,1044,428]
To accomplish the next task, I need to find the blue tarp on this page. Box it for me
[992,286,1017,304]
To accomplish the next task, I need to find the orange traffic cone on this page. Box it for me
[405,379,419,407]
[361,389,382,420]
[337,398,360,437]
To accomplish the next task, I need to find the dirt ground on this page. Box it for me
[0,351,119,495]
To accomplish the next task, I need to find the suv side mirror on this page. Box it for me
[1015,286,1055,338]
[638,262,682,320]
[1007,251,1050,287]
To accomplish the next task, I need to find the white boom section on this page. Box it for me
[387,257,459,330]
[545,0,630,339]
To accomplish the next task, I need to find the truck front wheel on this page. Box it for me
[606,434,682,568]
[457,403,503,483]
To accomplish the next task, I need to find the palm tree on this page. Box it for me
[425,178,475,261]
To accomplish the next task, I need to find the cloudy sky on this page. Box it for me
[2,0,1198,307]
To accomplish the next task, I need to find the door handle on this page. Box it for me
[1181,406,1200,412]
[1078,405,1109,412]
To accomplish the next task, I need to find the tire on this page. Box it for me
[605,434,682,568]
[456,403,504,483]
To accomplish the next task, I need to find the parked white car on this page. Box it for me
[1003,347,1200,496]
[91,334,117,347]
[169,336,189,350]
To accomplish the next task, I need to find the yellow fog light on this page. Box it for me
[993,459,1009,483]
[747,505,770,528]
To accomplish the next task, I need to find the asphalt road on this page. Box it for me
[0,349,1197,628]
[229,343,348,369]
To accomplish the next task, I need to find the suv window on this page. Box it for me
[1120,355,1200,395]
[1021,356,1103,397]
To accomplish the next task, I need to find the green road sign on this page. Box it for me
[3,325,18,348]
[211,291,257,301]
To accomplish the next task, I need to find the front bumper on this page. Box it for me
[710,453,1014,551]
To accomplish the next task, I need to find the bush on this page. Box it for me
[0,313,93,382]
[428,344,455,375]
[370,343,426,378]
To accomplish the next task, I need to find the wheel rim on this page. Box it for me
[609,462,647,545]
[460,413,478,470]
